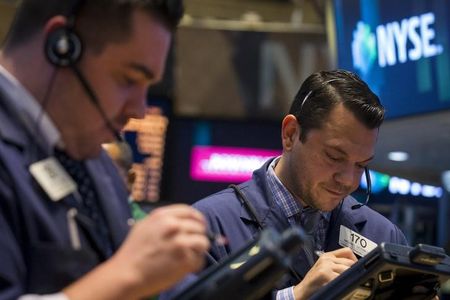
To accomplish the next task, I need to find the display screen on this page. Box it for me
[174,27,329,120]
[190,146,281,182]
[330,0,450,118]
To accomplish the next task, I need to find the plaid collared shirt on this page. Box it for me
[267,158,331,300]
[266,158,330,251]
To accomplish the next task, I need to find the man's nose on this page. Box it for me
[125,87,148,119]
[333,165,356,189]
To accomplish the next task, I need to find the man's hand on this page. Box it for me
[293,247,357,300]
[63,204,210,300]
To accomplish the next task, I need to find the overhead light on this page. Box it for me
[387,151,409,162]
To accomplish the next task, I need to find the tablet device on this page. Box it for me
[310,243,450,300]
[173,226,306,300]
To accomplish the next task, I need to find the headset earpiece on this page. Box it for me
[45,27,82,67]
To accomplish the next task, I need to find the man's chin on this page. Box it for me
[316,197,343,212]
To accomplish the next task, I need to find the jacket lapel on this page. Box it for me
[0,92,30,150]
[325,197,368,251]
[238,159,292,233]
[238,158,312,281]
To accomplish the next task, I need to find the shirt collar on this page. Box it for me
[0,64,63,151]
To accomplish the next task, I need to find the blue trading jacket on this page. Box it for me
[0,90,131,298]
[161,158,407,299]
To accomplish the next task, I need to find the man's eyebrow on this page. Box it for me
[127,62,154,80]
[326,145,348,157]
[359,155,374,164]
[327,145,374,163]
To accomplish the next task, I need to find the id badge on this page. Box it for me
[29,157,77,202]
[339,225,377,257]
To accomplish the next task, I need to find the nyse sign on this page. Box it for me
[352,12,444,74]
[377,12,443,67]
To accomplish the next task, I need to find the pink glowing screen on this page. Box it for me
[190,146,281,182]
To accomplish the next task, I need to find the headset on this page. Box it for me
[45,21,83,67]
[45,0,84,68]
[43,0,122,142]
[352,167,371,209]
[45,26,82,68]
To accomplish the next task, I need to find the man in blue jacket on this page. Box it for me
[176,70,407,300]
[0,1,209,299]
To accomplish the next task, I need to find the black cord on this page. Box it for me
[229,184,302,282]
[229,184,264,230]
[351,167,372,210]
[70,64,122,142]
[28,67,58,162]
[35,68,57,123]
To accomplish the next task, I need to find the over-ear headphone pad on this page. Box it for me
[45,27,82,67]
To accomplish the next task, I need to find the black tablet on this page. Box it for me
[310,243,450,300]
[173,226,306,300]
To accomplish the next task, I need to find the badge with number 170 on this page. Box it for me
[339,225,377,257]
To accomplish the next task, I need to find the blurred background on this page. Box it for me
[1,0,450,250]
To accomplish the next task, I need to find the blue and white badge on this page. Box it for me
[339,225,377,257]
[29,157,77,202]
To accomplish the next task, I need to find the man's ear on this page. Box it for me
[44,15,82,67]
[281,114,300,151]
[44,15,69,36]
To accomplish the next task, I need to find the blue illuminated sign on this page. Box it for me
[360,170,442,199]
[332,0,450,119]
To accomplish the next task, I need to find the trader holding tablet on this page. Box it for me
[165,70,408,300]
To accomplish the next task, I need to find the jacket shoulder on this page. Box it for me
[193,181,252,212]
[342,197,408,245]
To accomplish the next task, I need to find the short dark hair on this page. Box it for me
[289,69,384,141]
[4,0,184,52]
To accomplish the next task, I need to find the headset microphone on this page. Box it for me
[71,65,123,142]
[351,167,371,210]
